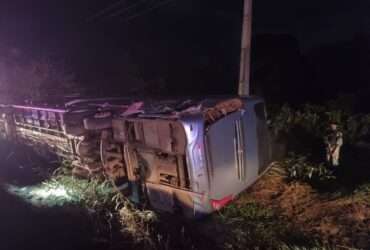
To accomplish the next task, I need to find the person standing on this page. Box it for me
[324,123,343,166]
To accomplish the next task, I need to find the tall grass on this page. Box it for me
[217,201,319,250]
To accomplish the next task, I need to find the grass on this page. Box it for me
[42,174,162,249]
[8,159,369,250]
[352,183,370,204]
[280,153,336,184]
[32,163,363,250]
[22,166,201,250]
[216,201,321,250]
[8,175,117,207]
[7,164,162,249]
[32,164,326,250]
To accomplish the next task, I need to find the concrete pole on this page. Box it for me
[238,0,253,97]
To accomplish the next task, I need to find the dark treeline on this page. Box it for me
[251,33,370,111]
[1,31,370,112]
[0,0,369,110]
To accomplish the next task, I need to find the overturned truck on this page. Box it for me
[0,97,271,217]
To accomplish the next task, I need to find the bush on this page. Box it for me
[217,202,315,249]
[353,183,370,203]
[118,201,158,247]
[268,103,370,145]
[281,153,336,183]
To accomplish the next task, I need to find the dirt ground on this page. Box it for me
[238,166,370,249]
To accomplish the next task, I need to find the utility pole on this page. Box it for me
[238,0,253,97]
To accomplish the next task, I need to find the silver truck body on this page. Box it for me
[0,96,271,217]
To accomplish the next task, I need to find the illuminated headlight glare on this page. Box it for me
[30,186,70,199]
[6,184,74,205]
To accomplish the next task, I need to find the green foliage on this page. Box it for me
[218,202,312,250]
[47,175,116,208]
[118,202,158,246]
[0,52,80,102]
[268,103,370,144]
[50,174,159,249]
[8,175,116,208]
[281,153,336,183]
[268,104,325,138]
[353,183,370,203]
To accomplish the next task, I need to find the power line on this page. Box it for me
[109,0,149,18]
[86,0,127,23]
[85,0,176,27]
[122,0,175,23]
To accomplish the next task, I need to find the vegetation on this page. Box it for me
[269,101,370,187]
[13,163,326,250]
[217,201,317,250]
[38,165,333,250]
[353,183,370,203]
[268,102,370,145]
[9,163,202,250]
[281,153,335,183]
[0,47,81,103]
[3,99,369,249]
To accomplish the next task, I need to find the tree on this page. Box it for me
[0,47,80,103]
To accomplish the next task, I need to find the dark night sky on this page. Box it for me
[254,1,370,48]
[0,0,370,103]
[1,1,369,48]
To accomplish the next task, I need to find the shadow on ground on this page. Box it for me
[0,141,98,250]
[0,187,97,250]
